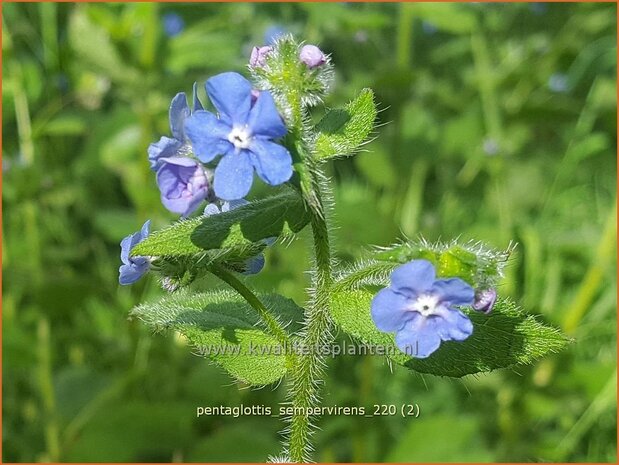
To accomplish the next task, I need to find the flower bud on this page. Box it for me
[156,157,209,217]
[249,45,273,68]
[299,44,326,68]
[472,288,497,314]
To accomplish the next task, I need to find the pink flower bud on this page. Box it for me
[299,44,326,68]
[249,45,273,68]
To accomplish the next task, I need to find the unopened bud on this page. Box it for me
[472,288,497,314]
[299,44,326,68]
[249,45,273,68]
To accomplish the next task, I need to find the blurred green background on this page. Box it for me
[2,2,617,462]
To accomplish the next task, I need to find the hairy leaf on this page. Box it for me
[131,290,304,385]
[315,88,376,161]
[330,288,569,377]
[131,188,309,261]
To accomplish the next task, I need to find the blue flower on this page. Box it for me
[371,259,475,358]
[119,220,151,285]
[156,157,210,217]
[185,72,293,201]
[148,84,204,171]
[162,12,184,37]
[203,199,271,275]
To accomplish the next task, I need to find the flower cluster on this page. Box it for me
[120,41,328,285]
[148,70,293,214]
[248,38,332,113]
[371,259,488,358]
[250,43,327,69]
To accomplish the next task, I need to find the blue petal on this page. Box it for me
[119,263,149,285]
[181,187,209,218]
[185,111,233,163]
[120,231,143,265]
[249,140,293,186]
[371,288,413,332]
[120,221,150,265]
[160,185,207,217]
[192,82,204,112]
[243,254,265,275]
[157,156,199,169]
[156,158,208,216]
[395,314,442,358]
[206,72,252,125]
[222,199,249,212]
[120,234,136,265]
[148,136,183,171]
[213,152,254,201]
[162,196,198,217]
[247,91,287,139]
[139,220,151,240]
[432,307,473,341]
[169,92,190,141]
[390,259,435,296]
[431,278,475,306]
[204,203,221,216]
[131,256,149,268]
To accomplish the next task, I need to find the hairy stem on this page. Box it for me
[286,143,334,462]
[210,263,290,346]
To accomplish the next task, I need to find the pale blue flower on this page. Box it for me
[163,12,184,37]
[148,85,203,171]
[185,72,292,201]
[371,260,475,358]
[119,220,151,285]
[156,157,209,216]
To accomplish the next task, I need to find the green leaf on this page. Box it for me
[330,287,569,378]
[130,289,304,385]
[314,88,377,161]
[131,189,310,263]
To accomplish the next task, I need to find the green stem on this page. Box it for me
[11,62,35,165]
[287,144,334,463]
[471,28,503,143]
[209,263,290,346]
[37,318,61,461]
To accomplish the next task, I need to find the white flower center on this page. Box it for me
[227,126,252,151]
[409,293,440,317]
